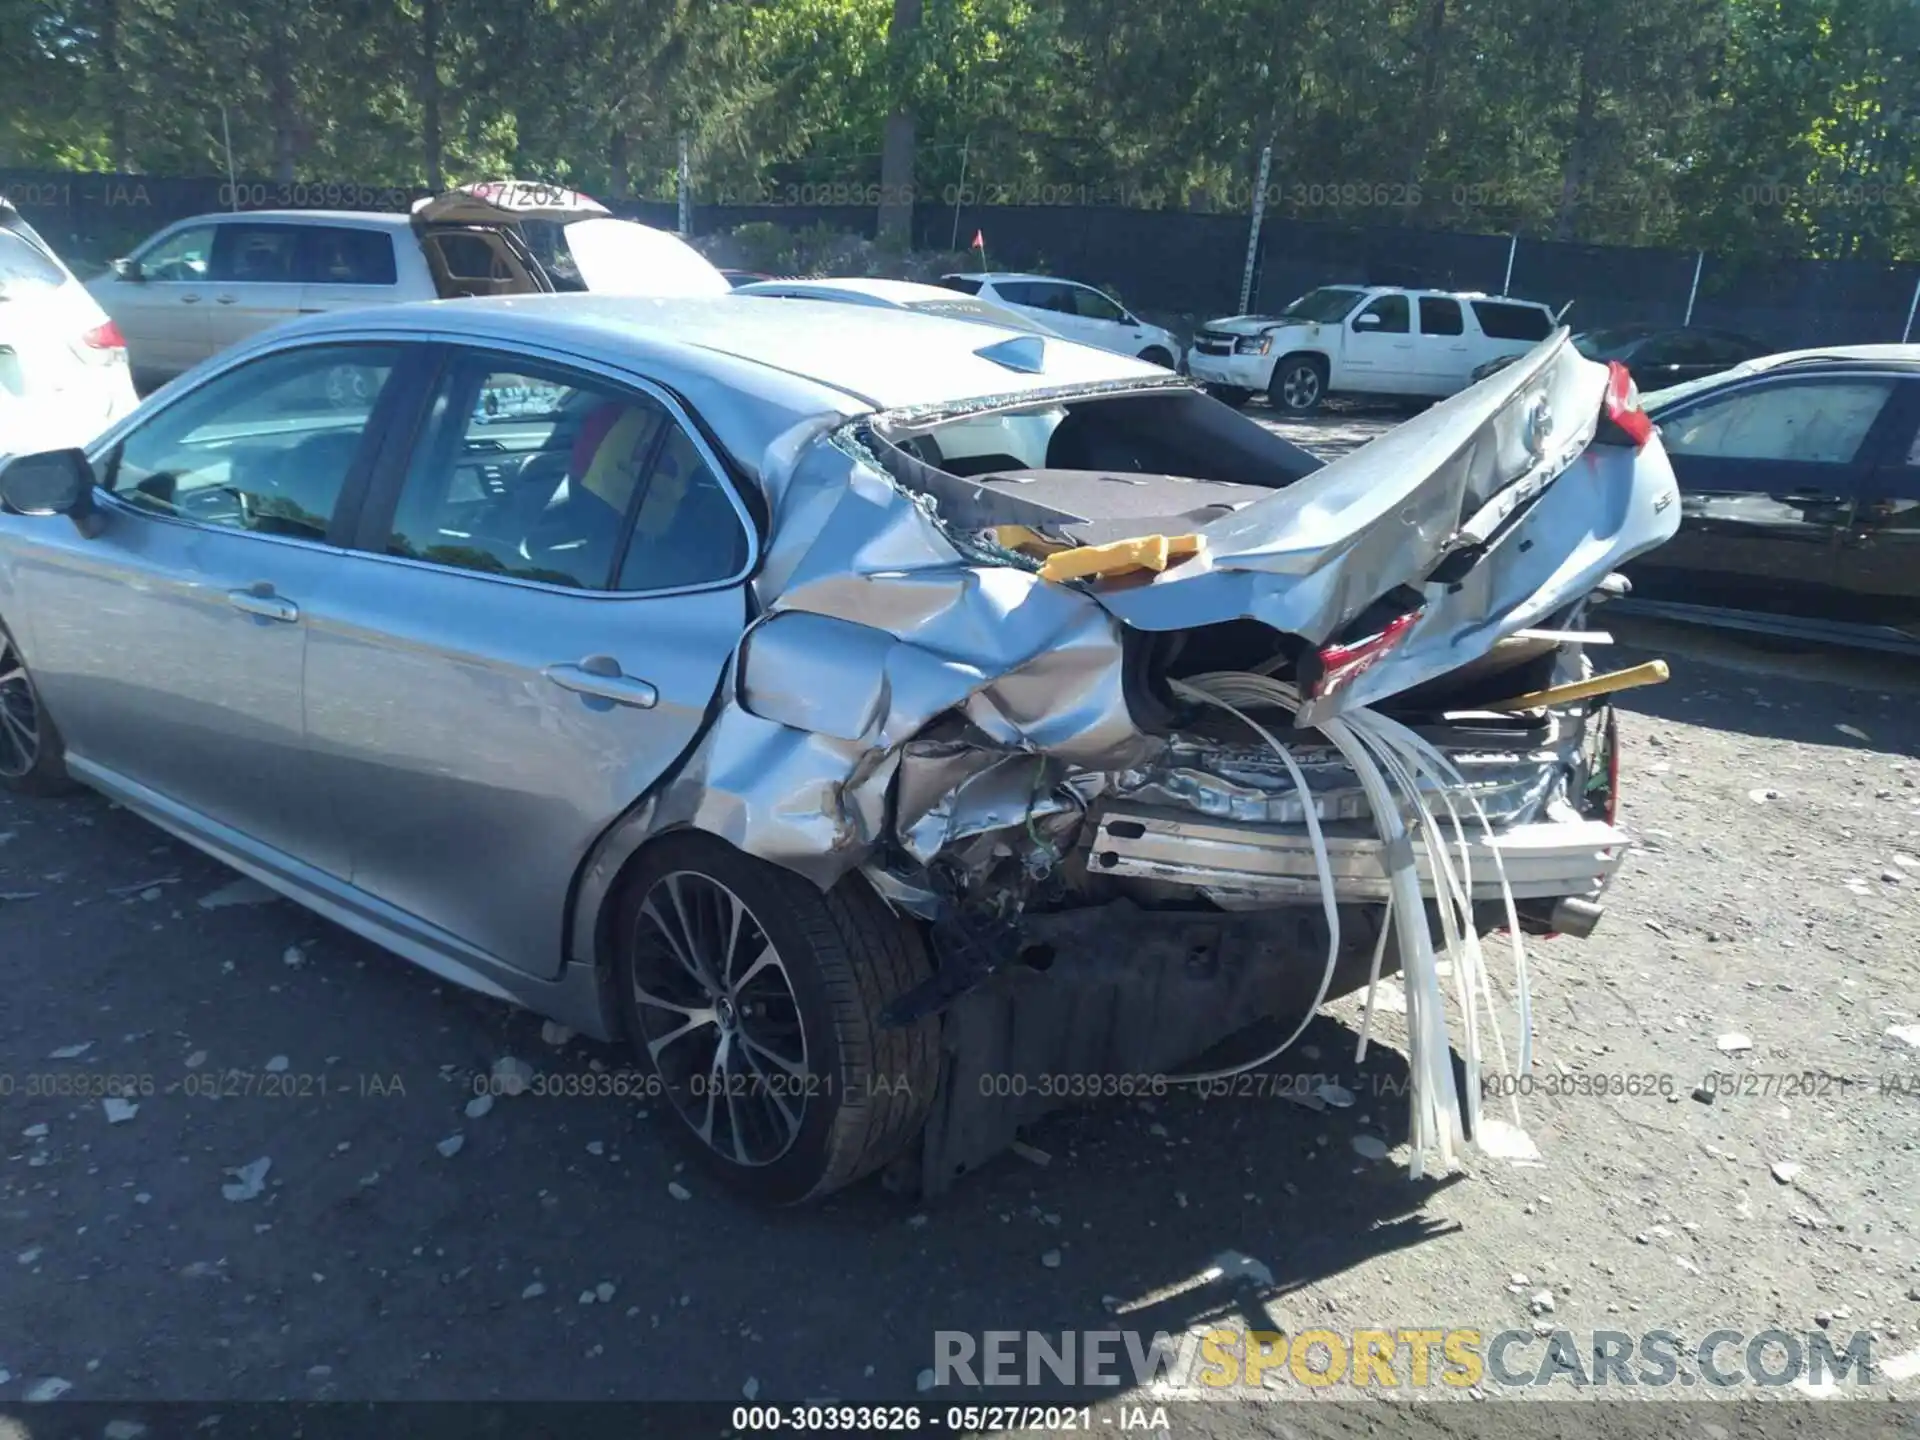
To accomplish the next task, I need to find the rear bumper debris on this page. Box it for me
[1088,807,1630,905]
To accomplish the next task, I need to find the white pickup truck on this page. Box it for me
[1187,284,1561,414]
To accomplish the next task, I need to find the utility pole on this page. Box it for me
[1238,145,1273,314]
[678,134,692,237]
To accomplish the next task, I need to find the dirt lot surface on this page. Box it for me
[3,413,1919,1431]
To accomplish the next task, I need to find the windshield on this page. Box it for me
[1573,328,1650,359]
[1279,287,1367,323]
[519,217,729,297]
[904,297,1056,335]
[1642,361,1769,412]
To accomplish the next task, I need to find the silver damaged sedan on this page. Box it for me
[0,296,1680,1203]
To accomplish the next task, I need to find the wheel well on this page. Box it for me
[1275,350,1330,380]
[573,821,898,1046]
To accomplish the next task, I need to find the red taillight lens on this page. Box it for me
[1307,608,1425,702]
[1597,360,1653,448]
[77,320,128,365]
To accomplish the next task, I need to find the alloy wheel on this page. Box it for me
[1281,364,1323,411]
[0,632,41,780]
[628,871,809,1167]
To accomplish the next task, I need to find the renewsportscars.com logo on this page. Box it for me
[932,1327,1878,1392]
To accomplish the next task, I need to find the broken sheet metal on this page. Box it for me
[627,332,1676,895]
[1098,337,1680,721]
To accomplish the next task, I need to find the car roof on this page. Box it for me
[737,277,961,305]
[233,292,1165,413]
[1322,284,1547,306]
[1745,343,1920,369]
[953,272,1085,285]
[176,210,416,230]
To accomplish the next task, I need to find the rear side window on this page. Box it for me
[998,281,1072,313]
[385,355,746,592]
[304,227,397,286]
[0,230,67,292]
[941,276,983,296]
[615,427,748,592]
[211,224,302,283]
[1472,301,1554,341]
[1418,297,1465,336]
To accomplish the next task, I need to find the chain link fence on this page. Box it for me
[6,168,1917,349]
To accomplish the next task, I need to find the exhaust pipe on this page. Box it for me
[1547,896,1605,939]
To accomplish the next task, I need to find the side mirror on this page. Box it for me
[0,449,105,538]
[1354,312,1384,329]
[110,257,143,282]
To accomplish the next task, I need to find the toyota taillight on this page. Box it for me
[1306,608,1425,702]
[1595,361,1653,448]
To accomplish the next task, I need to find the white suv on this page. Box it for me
[1187,285,1560,414]
[941,272,1181,369]
[1,200,139,456]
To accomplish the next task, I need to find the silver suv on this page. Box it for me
[88,182,729,389]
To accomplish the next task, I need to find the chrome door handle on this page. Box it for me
[179,294,202,304]
[227,586,299,623]
[215,294,237,305]
[545,658,658,709]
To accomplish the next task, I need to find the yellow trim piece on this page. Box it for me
[993,525,1072,559]
[1038,533,1205,584]
[1485,659,1671,713]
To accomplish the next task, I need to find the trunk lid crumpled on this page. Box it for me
[627,329,1680,1177]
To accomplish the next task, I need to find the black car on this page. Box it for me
[1615,350,1920,655]
[1574,325,1769,387]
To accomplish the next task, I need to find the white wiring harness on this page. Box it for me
[1165,671,1535,1179]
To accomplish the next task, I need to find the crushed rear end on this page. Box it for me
[648,328,1680,1191]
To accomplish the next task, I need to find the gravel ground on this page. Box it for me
[3,415,1920,1425]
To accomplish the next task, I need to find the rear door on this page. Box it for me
[1410,295,1475,395]
[300,344,754,978]
[297,224,405,320]
[1836,378,1920,644]
[1634,372,1906,623]
[11,340,408,878]
[206,221,306,354]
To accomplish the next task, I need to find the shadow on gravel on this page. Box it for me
[1610,619,1920,757]
[871,1009,1469,1406]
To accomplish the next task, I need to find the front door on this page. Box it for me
[100,222,217,383]
[302,347,753,977]
[1634,373,1904,622]
[13,341,404,877]
[1344,293,1417,392]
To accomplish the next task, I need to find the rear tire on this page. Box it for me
[612,833,938,1205]
[1269,355,1328,415]
[0,621,75,797]
[1205,385,1253,408]
[1138,346,1176,370]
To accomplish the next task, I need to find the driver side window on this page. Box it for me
[135,224,216,283]
[1357,295,1411,333]
[104,344,397,540]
